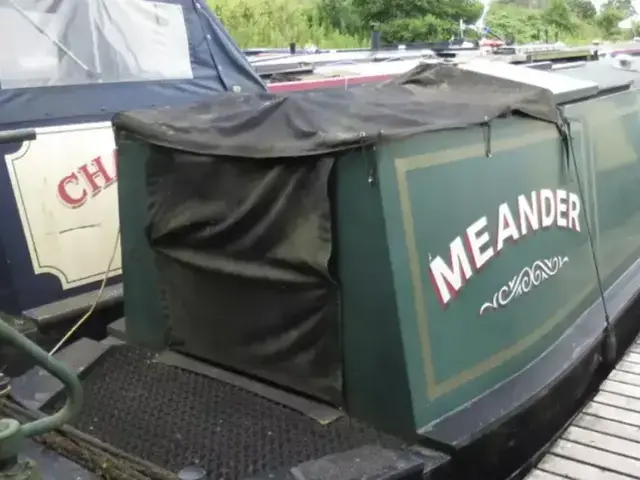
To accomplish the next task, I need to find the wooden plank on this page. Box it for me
[525,468,566,479]
[625,351,640,363]
[583,401,640,426]
[525,469,566,479]
[574,413,640,443]
[617,361,640,376]
[525,336,640,480]
[551,439,640,477]
[536,453,635,479]
[593,391,640,413]
[608,371,640,387]
[601,379,640,400]
[563,425,640,460]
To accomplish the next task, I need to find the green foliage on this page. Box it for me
[603,0,636,17]
[207,0,366,48]
[567,0,596,21]
[207,0,633,49]
[596,5,626,37]
[541,0,577,35]
[486,4,546,42]
[350,0,483,26]
[378,15,454,43]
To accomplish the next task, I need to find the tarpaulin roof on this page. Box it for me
[114,63,564,158]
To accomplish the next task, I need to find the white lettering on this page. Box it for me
[429,236,473,307]
[568,193,581,231]
[428,188,582,310]
[496,203,520,252]
[518,192,539,235]
[466,217,494,270]
[540,189,555,228]
[556,189,568,228]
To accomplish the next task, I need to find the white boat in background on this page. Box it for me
[263,40,599,93]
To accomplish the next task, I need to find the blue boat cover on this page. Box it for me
[0,0,266,128]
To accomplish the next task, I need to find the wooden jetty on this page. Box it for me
[526,341,640,479]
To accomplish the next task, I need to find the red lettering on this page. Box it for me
[57,172,88,208]
[78,156,116,195]
[56,153,118,209]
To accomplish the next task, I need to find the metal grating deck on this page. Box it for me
[42,344,404,479]
[525,339,640,479]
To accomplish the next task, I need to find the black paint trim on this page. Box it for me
[244,445,450,480]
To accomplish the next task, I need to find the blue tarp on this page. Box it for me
[0,0,266,128]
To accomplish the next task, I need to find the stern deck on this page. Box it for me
[7,336,449,479]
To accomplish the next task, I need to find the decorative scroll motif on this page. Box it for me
[479,256,569,315]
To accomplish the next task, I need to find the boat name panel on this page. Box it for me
[429,188,581,309]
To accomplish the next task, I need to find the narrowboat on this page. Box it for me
[0,0,265,335]
[0,0,602,336]
[4,2,640,480]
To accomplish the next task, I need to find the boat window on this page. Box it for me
[0,0,194,90]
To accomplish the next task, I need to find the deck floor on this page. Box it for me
[526,340,640,479]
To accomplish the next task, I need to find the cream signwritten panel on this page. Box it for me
[4,122,122,290]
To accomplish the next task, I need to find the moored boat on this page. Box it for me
[0,0,607,338]
[3,42,640,480]
[4,1,640,480]
[0,0,265,336]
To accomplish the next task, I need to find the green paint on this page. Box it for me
[116,135,167,350]
[339,117,604,436]
[337,149,416,436]
[565,91,640,298]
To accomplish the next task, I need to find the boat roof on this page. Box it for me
[459,60,599,104]
[559,58,640,91]
[0,0,265,128]
[459,58,640,104]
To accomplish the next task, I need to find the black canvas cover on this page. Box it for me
[113,63,563,406]
[114,63,564,159]
[144,148,341,404]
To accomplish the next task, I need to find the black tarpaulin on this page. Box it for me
[144,147,342,404]
[113,63,563,406]
[113,63,563,159]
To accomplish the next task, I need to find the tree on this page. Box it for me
[597,6,625,36]
[314,0,361,35]
[351,0,483,29]
[379,15,452,42]
[603,0,636,18]
[541,0,576,35]
[567,0,597,20]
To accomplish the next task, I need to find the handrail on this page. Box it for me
[0,317,82,459]
[0,129,36,145]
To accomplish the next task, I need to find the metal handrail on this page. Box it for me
[0,129,36,145]
[0,317,83,462]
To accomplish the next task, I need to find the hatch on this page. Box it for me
[459,59,600,103]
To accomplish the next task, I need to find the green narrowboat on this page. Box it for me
[4,58,640,480]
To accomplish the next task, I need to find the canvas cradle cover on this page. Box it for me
[0,0,265,127]
[113,64,563,405]
[114,63,564,158]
